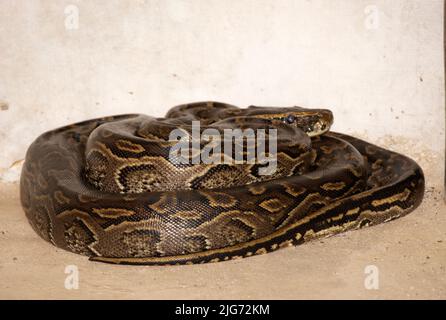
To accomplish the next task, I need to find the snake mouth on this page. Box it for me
[291,112,333,137]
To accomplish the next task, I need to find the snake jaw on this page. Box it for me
[306,119,331,137]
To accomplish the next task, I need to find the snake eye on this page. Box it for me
[285,115,295,124]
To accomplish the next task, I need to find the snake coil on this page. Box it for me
[20,102,425,265]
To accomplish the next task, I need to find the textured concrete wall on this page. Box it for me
[0,0,444,182]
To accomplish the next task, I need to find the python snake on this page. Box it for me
[20,102,425,265]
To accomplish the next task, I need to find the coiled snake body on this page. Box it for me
[20,102,425,265]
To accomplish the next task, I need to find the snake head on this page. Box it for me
[245,106,334,137]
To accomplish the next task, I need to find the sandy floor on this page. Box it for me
[0,137,445,299]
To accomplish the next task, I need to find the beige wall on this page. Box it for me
[0,0,444,182]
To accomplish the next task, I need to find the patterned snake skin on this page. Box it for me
[20,102,425,265]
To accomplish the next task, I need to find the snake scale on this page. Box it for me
[20,101,425,265]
